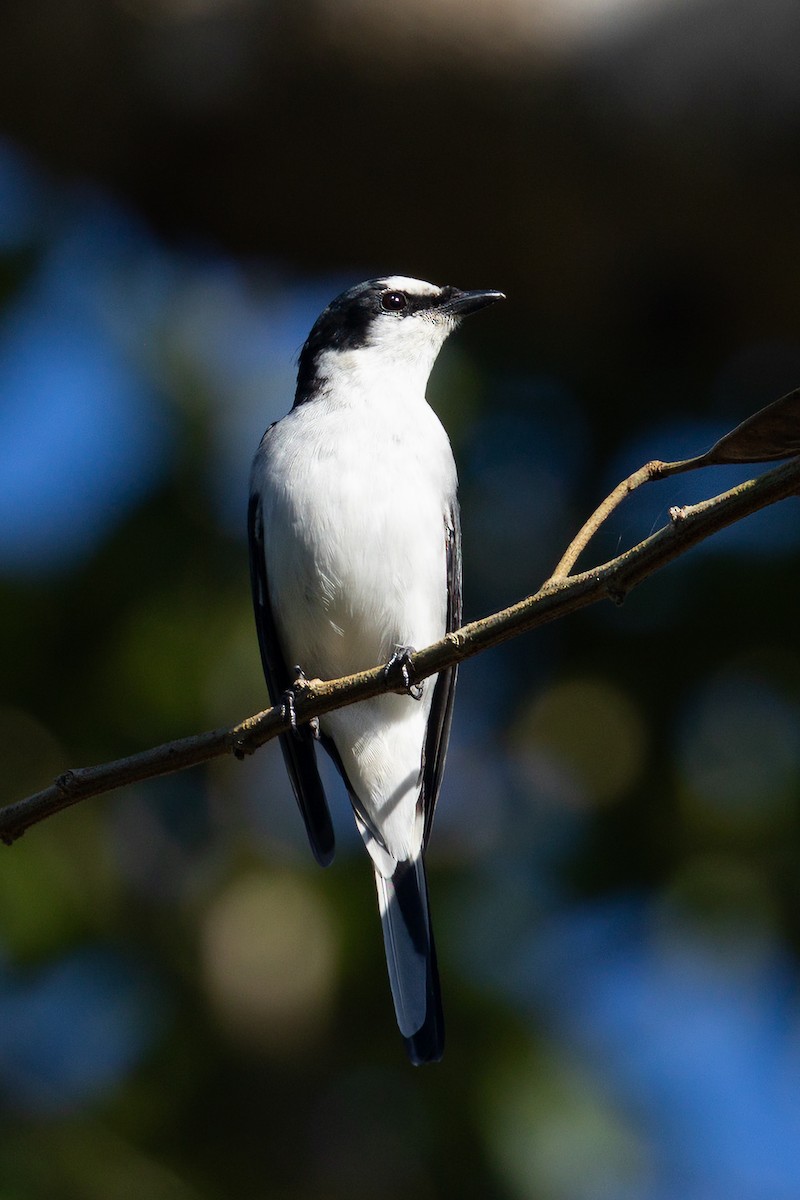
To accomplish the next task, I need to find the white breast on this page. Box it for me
[252,369,458,862]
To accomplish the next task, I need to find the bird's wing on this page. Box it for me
[421,502,462,847]
[247,488,335,867]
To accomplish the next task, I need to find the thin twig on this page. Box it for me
[548,454,708,581]
[2,455,799,846]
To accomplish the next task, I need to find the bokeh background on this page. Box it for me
[2,0,800,1196]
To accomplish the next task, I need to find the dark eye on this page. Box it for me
[381,290,408,312]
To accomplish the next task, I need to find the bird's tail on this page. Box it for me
[374,854,444,1065]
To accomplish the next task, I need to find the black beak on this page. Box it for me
[439,288,506,316]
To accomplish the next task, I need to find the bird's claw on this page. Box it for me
[282,666,319,739]
[281,687,300,737]
[385,646,424,700]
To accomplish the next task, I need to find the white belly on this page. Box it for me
[254,390,457,861]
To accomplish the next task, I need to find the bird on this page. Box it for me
[248,275,505,1063]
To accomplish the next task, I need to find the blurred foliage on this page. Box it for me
[2,1,800,1196]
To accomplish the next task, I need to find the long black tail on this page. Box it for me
[374,854,444,1065]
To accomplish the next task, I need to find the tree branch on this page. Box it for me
[548,455,702,581]
[549,387,800,580]
[2,453,799,846]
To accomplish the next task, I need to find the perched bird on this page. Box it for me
[248,276,504,1063]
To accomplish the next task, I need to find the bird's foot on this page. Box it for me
[385,646,424,700]
[281,665,319,740]
[281,687,300,737]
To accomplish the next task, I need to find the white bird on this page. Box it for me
[248,276,504,1063]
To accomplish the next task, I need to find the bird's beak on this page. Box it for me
[440,288,506,316]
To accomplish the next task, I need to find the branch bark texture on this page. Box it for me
[2,454,799,846]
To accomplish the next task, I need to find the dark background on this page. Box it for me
[1,1,800,1196]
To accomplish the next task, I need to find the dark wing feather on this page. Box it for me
[247,489,335,867]
[421,502,462,847]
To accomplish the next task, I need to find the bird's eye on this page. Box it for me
[381,290,408,312]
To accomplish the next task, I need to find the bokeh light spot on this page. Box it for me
[656,854,780,975]
[511,677,648,806]
[483,1047,651,1200]
[676,672,800,833]
[0,947,165,1115]
[200,871,339,1055]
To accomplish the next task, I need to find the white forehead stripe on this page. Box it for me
[378,276,440,296]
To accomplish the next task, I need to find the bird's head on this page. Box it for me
[295,276,505,403]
